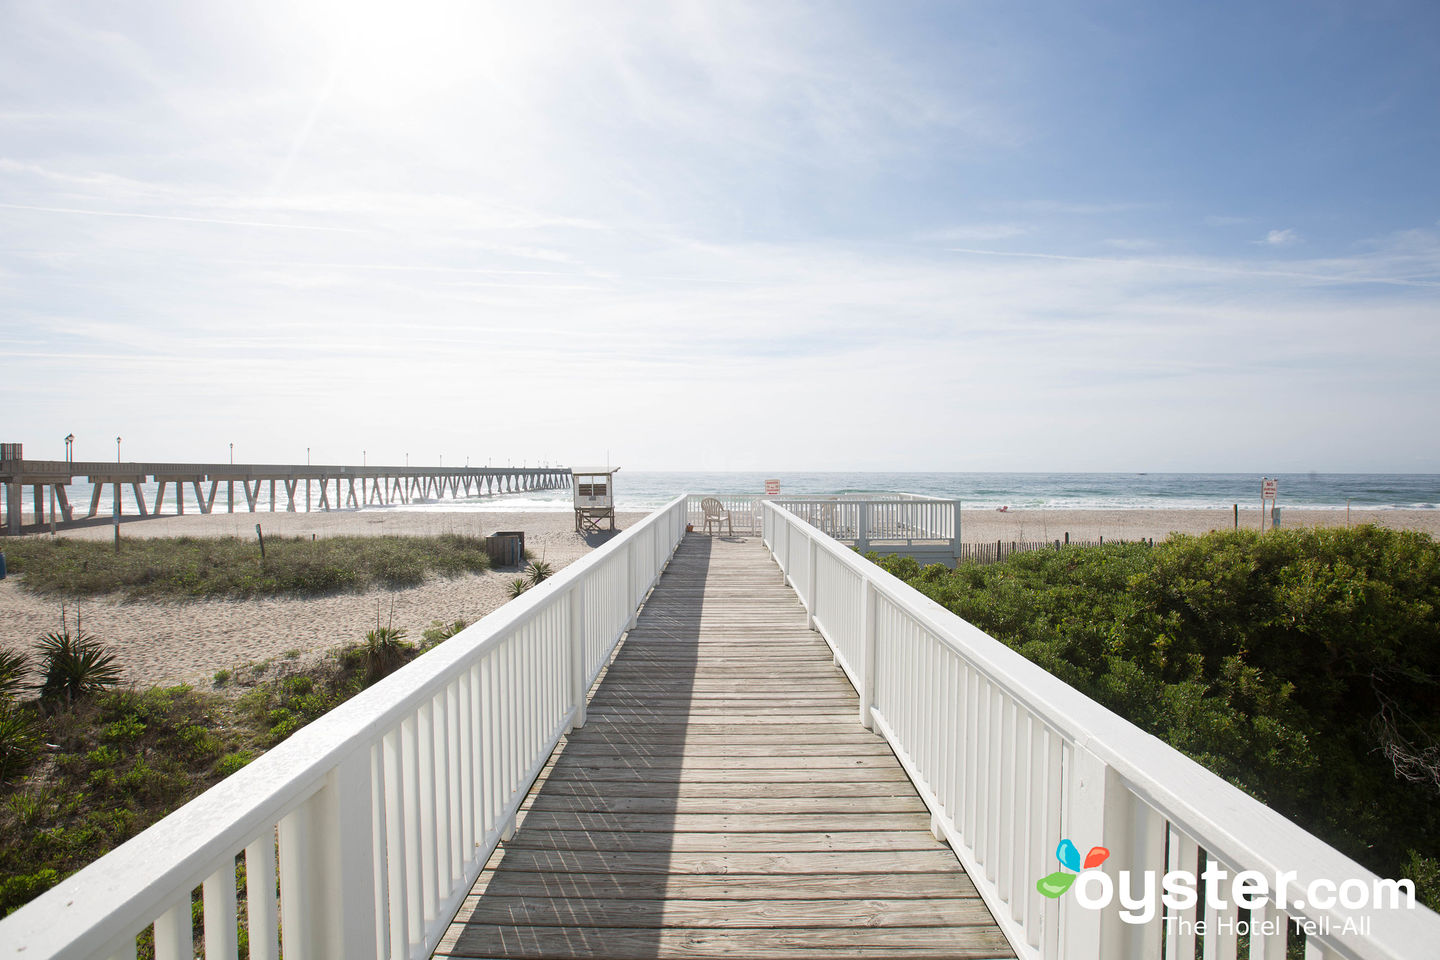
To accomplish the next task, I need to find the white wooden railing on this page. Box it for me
[686,494,961,555]
[0,496,688,960]
[685,494,764,534]
[762,500,1440,960]
[774,497,959,552]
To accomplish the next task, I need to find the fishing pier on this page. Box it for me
[0,444,570,535]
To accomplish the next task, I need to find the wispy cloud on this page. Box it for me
[1259,228,1301,246]
[0,202,358,232]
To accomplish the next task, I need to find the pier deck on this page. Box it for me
[437,534,1011,959]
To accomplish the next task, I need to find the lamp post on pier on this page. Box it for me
[229,443,233,465]
[116,436,121,462]
[64,434,74,463]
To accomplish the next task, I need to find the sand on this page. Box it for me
[1,506,1434,690]
[0,510,647,690]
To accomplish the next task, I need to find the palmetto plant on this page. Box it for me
[362,626,410,685]
[362,601,411,685]
[508,577,530,599]
[0,648,31,702]
[36,608,121,708]
[525,559,553,587]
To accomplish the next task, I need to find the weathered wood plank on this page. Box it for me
[512,810,931,833]
[500,828,949,854]
[439,923,1014,959]
[453,896,995,929]
[444,534,1012,960]
[463,870,980,901]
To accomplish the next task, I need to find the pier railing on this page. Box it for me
[0,496,687,960]
[762,499,1439,960]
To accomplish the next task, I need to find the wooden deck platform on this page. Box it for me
[436,534,1013,960]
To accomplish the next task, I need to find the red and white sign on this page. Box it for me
[764,479,780,496]
[1262,478,1277,498]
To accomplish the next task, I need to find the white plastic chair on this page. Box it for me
[701,497,733,536]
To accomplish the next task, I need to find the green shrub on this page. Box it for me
[421,618,469,649]
[216,750,256,778]
[869,526,1440,908]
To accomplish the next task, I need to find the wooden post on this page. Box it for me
[256,523,266,562]
[1233,503,1238,530]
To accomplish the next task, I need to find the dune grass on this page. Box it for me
[2,534,492,600]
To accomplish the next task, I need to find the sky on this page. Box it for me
[2,0,1438,473]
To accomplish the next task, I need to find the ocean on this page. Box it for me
[21,472,1440,518]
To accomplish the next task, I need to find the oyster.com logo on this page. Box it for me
[1037,838,1110,899]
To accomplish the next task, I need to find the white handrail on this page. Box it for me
[1,495,689,960]
[762,500,1440,960]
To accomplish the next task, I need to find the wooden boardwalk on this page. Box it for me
[437,534,1013,960]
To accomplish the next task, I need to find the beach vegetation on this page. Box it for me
[360,626,411,686]
[0,614,437,918]
[0,533,493,600]
[508,577,529,599]
[421,618,470,649]
[525,559,553,586]
[867,525,1440,908]
[35,614,122,710]
[0,649,31,701]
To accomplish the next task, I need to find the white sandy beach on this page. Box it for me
[0,506,1433,690]
[0,510,647,690]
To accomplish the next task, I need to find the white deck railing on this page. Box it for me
[686,494,960,554]
[0,496,688,960]
[762,500,1440,960]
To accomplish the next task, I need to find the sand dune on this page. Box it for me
[0,506,1433,689]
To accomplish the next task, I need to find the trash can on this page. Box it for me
[1271,507,1282,529]
[484,531,526,567]
[0,551,6,579]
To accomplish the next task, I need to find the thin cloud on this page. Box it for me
[1259,228,1301,246]
[945,246,1437,287]
[0,202,358,232]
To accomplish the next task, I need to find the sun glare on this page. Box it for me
[301,0,522,109]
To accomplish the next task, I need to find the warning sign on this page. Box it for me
[1262,478,1277,499]
[764,479,780,496]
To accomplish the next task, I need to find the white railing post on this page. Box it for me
[805,534,818,630]
[278,747,379,960]
[1060,745,1127,960]
[857,501,869,554]
[624,539,638,629]
[858,577,877,730]
[953,498,963,561]
[569,581,587,731]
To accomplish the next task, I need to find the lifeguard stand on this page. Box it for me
[572,467,618,534]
